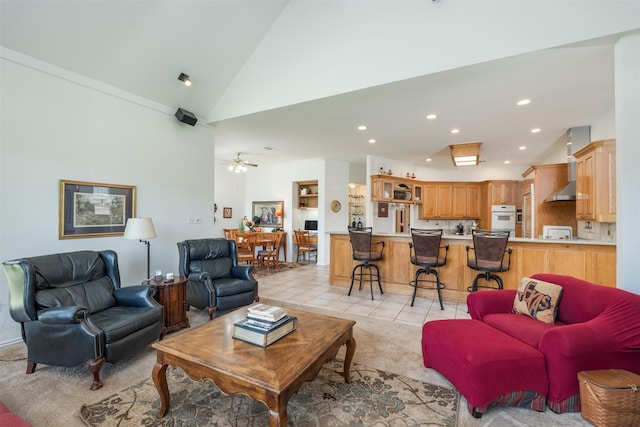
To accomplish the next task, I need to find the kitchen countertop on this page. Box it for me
[327,231,615,246]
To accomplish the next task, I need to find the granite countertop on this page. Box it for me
[327,231,615,246]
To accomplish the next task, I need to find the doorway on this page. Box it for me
[395,205,410,234]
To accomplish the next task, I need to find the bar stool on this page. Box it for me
[409,228,449,310]
[347,226,385,300]
[466,229,512,292]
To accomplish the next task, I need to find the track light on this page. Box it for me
[178,72,191,87]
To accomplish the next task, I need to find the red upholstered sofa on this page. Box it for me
[466,273,640,412]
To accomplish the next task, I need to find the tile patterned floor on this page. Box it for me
[258,264,471,326]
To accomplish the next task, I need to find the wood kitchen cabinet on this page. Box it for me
[420,183,452,218]
[487,180,517,205]
[574,139,616,222]
[371,175,414,203]
[452,183,481,218]
[420,182,479,219]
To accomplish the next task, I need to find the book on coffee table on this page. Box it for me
[247,303,287,322]
[233,315,297,347]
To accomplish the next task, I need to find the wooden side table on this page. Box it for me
[148,276,190,339]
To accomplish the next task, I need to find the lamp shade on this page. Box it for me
[124,218,157,240]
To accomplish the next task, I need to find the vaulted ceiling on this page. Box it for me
[2,1,639,170]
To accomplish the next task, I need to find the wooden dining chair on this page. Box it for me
[256,232,283,271]
[223,228,238,240]
[235,233,257,265]
[294,230,317,263]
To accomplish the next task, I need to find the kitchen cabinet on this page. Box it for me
[420,182,480,219]
[296,180,318,209]
[420,183,451,218]
[370,175,414,203]
[487,180,517,205]
[574,139,616,222]
[452,183,481,218]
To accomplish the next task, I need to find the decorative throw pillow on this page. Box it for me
[513,277,563,324]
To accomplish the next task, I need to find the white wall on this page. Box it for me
[615,33,640,294]
[211,2,640,121]
[212,166,247,237]
[0,54,216,345]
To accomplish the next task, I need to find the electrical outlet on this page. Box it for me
[187,217,195,224]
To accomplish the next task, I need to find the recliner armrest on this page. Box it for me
[231,265,255,281]
[113,285,160,308]
[467,290,517,320]
[188,272,210,283]
[38,306,87,324]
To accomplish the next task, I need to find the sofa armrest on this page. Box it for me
[113,285,160,308]
[38,306,87,324]
[231,265,256,281]
[467,290,516,320]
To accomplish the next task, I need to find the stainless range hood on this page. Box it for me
[545,126,590,202]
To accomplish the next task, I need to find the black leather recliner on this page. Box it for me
[177,238,258,320]
[2,250,164,390]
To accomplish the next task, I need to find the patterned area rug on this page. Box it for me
[80,360,459,426]
[252,261,306,278]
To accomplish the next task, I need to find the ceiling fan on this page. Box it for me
[227,152,258,172]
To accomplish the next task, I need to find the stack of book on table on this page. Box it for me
[233,303,297,347]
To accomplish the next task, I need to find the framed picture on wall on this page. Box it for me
[223,207,232,218]
[59,179,136,239]
[251,201,283,227]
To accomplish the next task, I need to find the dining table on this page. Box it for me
[236,231,287,262]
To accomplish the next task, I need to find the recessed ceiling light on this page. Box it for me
[450,128,460,134]
[519,146,527,150]
[426,114,437,120]
[504,160,511,164]
[369,139,376,144]
[178,72,192,87]
[357,125,367,130]
[516,99,531,106]
[531,128,541,133]
[425,158,432,162]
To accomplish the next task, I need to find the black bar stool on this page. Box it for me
[347,226,384,300]
[409,228,449,310]
[466,229,512,292]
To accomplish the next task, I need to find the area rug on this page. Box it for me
[252,261,305,278]
[80,360,459,426]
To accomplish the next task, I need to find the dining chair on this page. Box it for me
[235,233,257,265]
[256,232,283,271]
[223,228,238,240]
[294,230,317,263]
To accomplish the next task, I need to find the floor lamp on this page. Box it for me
[124,217,157,280]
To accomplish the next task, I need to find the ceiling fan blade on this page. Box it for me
[243,161,258,167]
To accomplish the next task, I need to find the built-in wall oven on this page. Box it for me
[491,205,516,233]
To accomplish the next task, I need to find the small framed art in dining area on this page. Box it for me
[223,207,232,218]
[59,179,136,239]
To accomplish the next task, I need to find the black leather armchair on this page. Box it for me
[2,250,163,390]
[177,238,258,320]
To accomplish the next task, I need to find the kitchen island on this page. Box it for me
[329,232,616,303]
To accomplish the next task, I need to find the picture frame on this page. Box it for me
[59,179,136,239]
[223,207,232,218]
[251,201,283,227]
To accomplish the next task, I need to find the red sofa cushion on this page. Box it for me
[483,313,565,349]
[0,401,31,427]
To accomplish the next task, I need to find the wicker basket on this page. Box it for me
[578,369,640,427]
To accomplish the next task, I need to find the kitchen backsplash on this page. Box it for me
[577,221,616,242]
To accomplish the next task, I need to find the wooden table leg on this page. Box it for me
[343,336,356,383]
[152,363,169,417]
[269,408,287,427]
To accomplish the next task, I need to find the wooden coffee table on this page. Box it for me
[151,307,356,426]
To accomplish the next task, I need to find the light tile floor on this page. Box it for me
[257,264,471,326]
